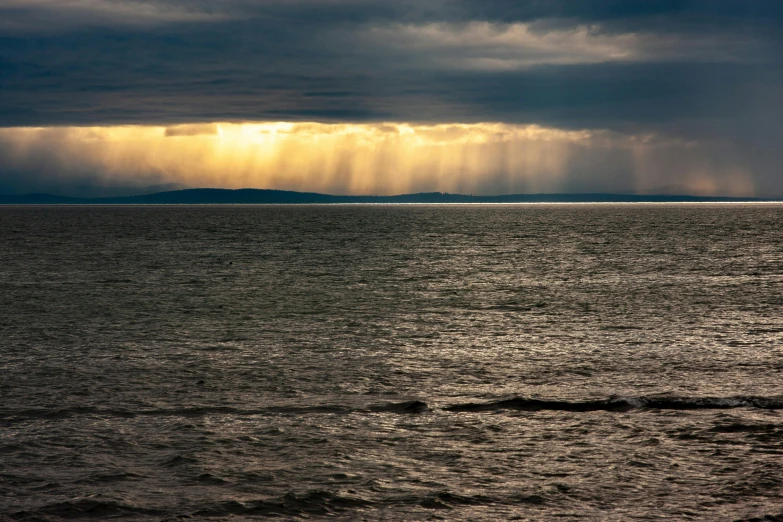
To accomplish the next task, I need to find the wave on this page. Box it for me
[733,513,783,522]
[7,488,781,520]
[9,489,545,520]
[192,490,371,518]
[10,498,163,519]
[413,491,545,510]
[444,395,783,413]
[9,489,531,520]
[190,490,537,517]
[0,400,428,423]
[369,400,429,414]
[2,396,780,424]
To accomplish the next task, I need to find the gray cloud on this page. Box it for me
[359,22,771,71]
[0,0,230,33]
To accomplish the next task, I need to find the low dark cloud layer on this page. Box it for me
[0,0,781,195]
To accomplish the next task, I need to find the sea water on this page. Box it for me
[1,204,782,520]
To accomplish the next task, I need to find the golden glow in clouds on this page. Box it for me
[0,122,755,196]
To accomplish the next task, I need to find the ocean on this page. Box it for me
[1,204,782,521]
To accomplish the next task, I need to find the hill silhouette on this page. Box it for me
[0,188,777,205]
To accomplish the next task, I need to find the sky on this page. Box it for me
[0,0,781,196]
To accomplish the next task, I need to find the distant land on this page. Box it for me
[0,188,780,205]
[0,183,191,199]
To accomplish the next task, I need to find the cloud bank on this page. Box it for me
[0,0,228,32]
[362,22,765,71]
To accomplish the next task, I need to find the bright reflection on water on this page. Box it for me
[1,204,782,520]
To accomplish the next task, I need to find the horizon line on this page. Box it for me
[3,187,782,199]
[2,187,783,204]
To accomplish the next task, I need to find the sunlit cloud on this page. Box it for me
[165,123,221,137]
[0,122,759,197]
[0,0,229,32]
[362,22,764,70]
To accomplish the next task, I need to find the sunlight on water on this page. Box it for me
[1,204,782,520]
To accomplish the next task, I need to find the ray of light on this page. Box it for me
[0,122,755,196]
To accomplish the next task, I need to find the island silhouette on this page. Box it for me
[1,188,778,204]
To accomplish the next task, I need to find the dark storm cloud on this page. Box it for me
[449,0,783,25]
[0,0,781,195]
[1,0,780,127]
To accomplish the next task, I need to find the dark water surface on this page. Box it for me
[1,204,782,521]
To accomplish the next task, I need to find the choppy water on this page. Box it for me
[1,204,783,521]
